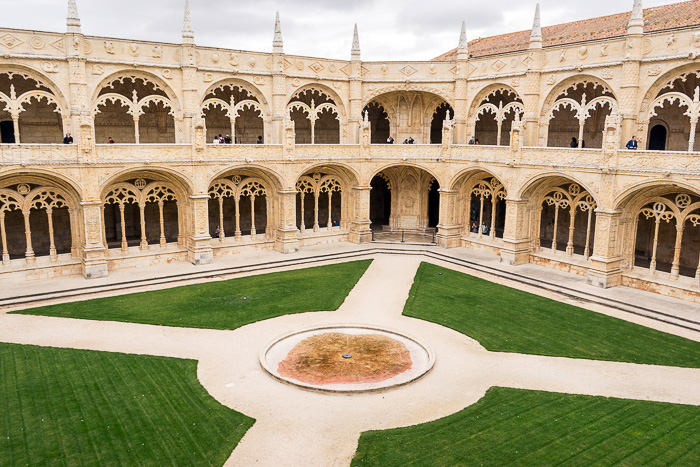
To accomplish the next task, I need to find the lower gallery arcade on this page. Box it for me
[3,163,700,303]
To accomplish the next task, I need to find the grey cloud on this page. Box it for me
[0,0,683,61]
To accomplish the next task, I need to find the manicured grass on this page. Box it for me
[0,343,254,466]
[404,262,700,368]
[14,260,371,330]
[352,387,700,466]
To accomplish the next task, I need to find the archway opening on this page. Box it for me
[201,83,264,144]
[94,76,176,144]
[362,102,391,143]
[430,103,454,144]
[0,72,64,144]
[296,172,344,233]
[473,88,523,146]
[370,174,391,229]
[546,81,615,149]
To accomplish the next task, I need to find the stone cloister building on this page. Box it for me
[3,0,700,301]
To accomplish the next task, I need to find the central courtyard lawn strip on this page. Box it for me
[352,387,700,466]
[13,259,371,330]
[0,342,253,466]
[404,262,700,367]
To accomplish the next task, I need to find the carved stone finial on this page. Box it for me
[628,0,644,35]
[363,110,369,123]
[182,0,195,44]
[351,24,361,60]
[530,4,542,48]
[273,12,284,54]
[457,21,468,59]
[67,0,81,34]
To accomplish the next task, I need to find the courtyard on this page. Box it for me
[1,245,699,466]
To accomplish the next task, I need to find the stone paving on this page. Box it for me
[1,254,700,466]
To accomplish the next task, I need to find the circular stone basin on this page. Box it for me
[260,325,434,393]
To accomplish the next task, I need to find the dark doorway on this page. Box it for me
[430,103,454,144]
[428,180,440,228]
[1,121,15,144]
[364,102,391,144]
[370,175,391,228]
[648,124,667,151]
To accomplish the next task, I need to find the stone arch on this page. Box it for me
[0,173,82,263]
[539,74,618,149]
[200,78,270,144]
[0,66,69,144]
[638,65,700,152]
[101,168,190,252]
[362,85,453,109]
[451,168,508,241]
[99,166,193,199]
[91,71,182,144]
[468,83,523,146]
[207,166,282,244]
[615,181,700,278]
[520,174,599,259]
[287,84,346,144]
[364,89,452,145]
[295,163,356,233]
[368,164,440,231]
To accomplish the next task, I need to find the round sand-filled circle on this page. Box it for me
[260,325,434,393]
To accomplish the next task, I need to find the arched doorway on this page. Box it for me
[648,124,668,151]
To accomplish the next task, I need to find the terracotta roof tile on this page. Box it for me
[433,0,700,61]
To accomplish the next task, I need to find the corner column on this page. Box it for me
[275,189,299,253]
[587,209,623,288]
[81,201,108,279]
[348,185,372,244]
[436,189,461,248]
[501,198,531,265]
[187,194,214,265]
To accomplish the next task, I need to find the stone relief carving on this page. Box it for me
[104,41,115,54]
[29,36,44,49]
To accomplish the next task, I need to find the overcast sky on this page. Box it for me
[0,0,682,61]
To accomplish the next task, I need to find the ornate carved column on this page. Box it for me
[275,189,300,253]
[81,201,108,278]
[501,198,531,265]
[436,189,461,249]
[186,194,213,265]
[348,185,372,244]
[587,209,623,288]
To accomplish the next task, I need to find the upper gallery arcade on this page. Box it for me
[3,0,700,303]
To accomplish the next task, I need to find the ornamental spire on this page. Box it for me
[457,21,468,58]
[67,0,81,34]
[530,3,542,48]
[273,12,284,53]
[351,24,361,60]
[182,0,194,44]
[628,0,644,35]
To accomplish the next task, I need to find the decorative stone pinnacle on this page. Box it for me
[351,24,361,60]
[628,0,644,34]
[182,0,194,44]
[67,0,81,34]
[273,12,284,53]
[457,21,468,58]
[530,4,542,46]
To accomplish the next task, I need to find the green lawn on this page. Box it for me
[353,387,700,466]
[14,260,371,330]
[0,343,254,466]
[404,262,700,368]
